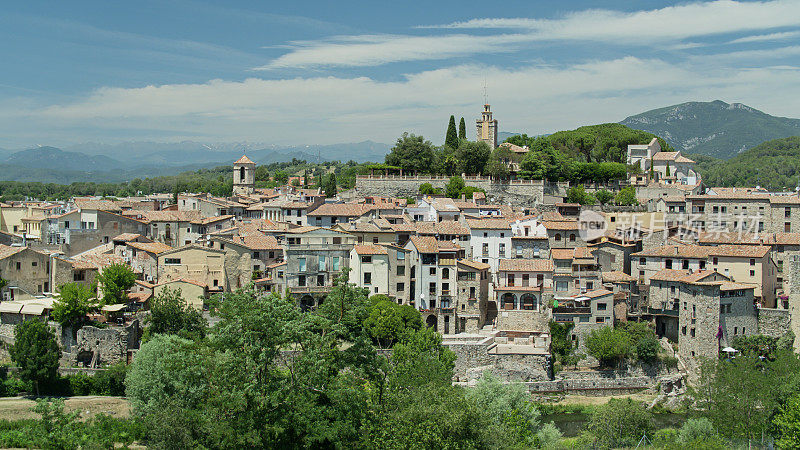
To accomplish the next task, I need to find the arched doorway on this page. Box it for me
[486,301,498,326]
[443,316,450,334]
[426,314,438,332]
[501,293,516,310]
[521,293,537,310]
[300,295,315,312]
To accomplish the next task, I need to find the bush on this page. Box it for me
[419,183,436,195]
[587,398,653,448]
[678,418,718,444]
[536,422,562,449]
[92,362,128,396]
[586,326,630,367]
[68,373,94,396]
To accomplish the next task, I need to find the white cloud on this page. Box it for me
[3,56,799,148]
[727,30,800,44]
[261,1,800,69]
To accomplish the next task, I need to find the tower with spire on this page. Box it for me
[476,104,498,150]
[233,154,256,195]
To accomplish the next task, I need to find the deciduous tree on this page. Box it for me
[96,263,136,305]
[10,320,60,395]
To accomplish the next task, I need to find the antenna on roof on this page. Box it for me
[483,78,488,105]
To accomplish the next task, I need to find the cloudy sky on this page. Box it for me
[1,0,799,148]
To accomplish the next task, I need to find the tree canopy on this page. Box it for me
[385,133,436,174]
[10,320,60,395]
[96,264,136,305]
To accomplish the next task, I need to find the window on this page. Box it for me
[31,261,37,267]
[429,267,436,275]
[332,257,340,270]
[298,275,306,286]
[397,252,405,260]
[333,237,342,244]
[681,326,687,335]
[665,259,672,269]
[507,274,515,287]
[690,328,695,337]
[555,281,568,291]
[373,237,379,244]
[750,270,755,277]
[298,258,306,272]
[73,271,85,281]
[700,260,706,269]
[749,258,755,266]
[712,257,718,265]
[361,255,372,264]
[670,286,676,295]
[498,243,505,257]
[213,279,219,287]
[586,281,593,290]
[682,259,689,269]
[15,262,21,270]
[569,233,576,242]
[596,317,604,323]
[786,222,792,233]
[639,257,646,265]
[318,256,326,271]
[555,233,561,241]
[429,282,436,295]
[164,258,181,265]
[482,243,489,255]
[397,265,405,276]
[786,207,791,218]
[734,327,738,335]
[470,286,476,298]
[363,272,372,284]
[442,282,449,293]
[397,282,404,292]
[442,268,449,279]
[317,274,325,286]
[597,302,607,311]
[483,232,488,238]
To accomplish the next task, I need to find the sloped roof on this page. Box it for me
[308,203,374,217]
[466,218,512,230]
[354,245,388,255]
[602,271,636,283]
[458,259,491,270]
[234,154,255,164]
[127,241,174,255]
[498,258,554,272]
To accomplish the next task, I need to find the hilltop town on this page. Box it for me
[0,104,799,447]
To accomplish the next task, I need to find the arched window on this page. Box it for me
[569,233,576,242]
[239,166,246,182]
[521,294,537,310]
[555,233,561,241]
[501,293,516,310]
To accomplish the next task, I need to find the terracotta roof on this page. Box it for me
[458,259,490,270]
[709,245,770,258]
[650,269,722,283]
[416,221,470,235]
[73,198,122,212]
[720,282,757,291]
[130,210,203,223]
[354,245,388,255]
[551,248,576,260]
[675,155,695,163]
[466,218,512,230]
[602,271,636,283]
[112,233,142,242]
[652,151,681,161]
[192,215,234,225]
[408,236,459,253]
[156,278,208,288]
[234,154,255,164]
[540,211,565,221]
[0,245,26,260]
[127,241,174,255]
[633,243,710,259]
[232,233,282,250]
[572,246,595,259]
[543,220,579,231]
[309,203,374,217]
[576,289,614,299]
[498,258,554,272]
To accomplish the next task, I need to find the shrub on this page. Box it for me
[678,417,718,444]
[68,373,94,396]
[586,326,630,367]
[92,362,128,396]
[536,422,562,449]
[587,398,653,448]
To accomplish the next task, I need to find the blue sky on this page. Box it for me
[1,0,799,148]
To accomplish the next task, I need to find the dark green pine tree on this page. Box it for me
[458,117,467,140]
[445,115,459,149]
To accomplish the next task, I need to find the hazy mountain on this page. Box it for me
[5,146,122,172]
[693,136,800,190]
[497,131,520,142]
[621,100,800,159]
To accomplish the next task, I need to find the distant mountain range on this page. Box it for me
[0,140,391,183]
[621,100,800,159]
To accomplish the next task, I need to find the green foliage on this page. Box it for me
[696,137,800,190]
[466,373,541,447]
[537,422,562,449]
[455,140,491,175]
[775,393,800,449]
[254,166,269,182]
[364,295,421,347]
[96,263,136,305]
[461,186,485,199]
[730,333,781,358]
[458,117,467,140]
[617,321,660,362]
[385,132,436,174]
[9,320,60,395]
[694,351,800,442]
[445,175,465,199]
[51,282,97,329]
[549,321,575,361]
[586,326,631,367]
[615,186,638,205]
[445,115,459,149]
[566,185,596,205]
[484,148,512,179]
[678,418,718,444]
[324,173,337,197]
[595,188,614,205]
[587,398,653,448]
[419,182,437,195]
[145,288,207,342]
[273,170,289,185]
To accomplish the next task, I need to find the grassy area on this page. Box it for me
[0,396,129,421]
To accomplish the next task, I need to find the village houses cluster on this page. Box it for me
[0,105,798,379]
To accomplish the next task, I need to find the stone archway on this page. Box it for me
[521,293,537,310]
[300,295,315,312]
[501,292,516,310]
[425,314,438,332]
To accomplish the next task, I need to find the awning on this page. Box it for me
[102,303,127,312]
[0,302,23,314]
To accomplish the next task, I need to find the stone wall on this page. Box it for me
[445,337,551,382]
[757,308,791,338]
[72,320,139,367]
[354,176,568,207]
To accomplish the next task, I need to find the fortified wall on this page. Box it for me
[354,175,568,207]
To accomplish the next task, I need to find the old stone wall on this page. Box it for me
[72,320,139,367]
[445,338,551,382]
[757,308,791,338]
[354,177,568,207]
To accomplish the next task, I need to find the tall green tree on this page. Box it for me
[385,133,436,174]
[145,287,206,341]
[96,263,136,305]
[51,282,97,333]
[775,394,800,449]
[455,140,491,175]
[445,115,459,150]
[10,320,60,395]
[445,176,465,199]
[273,170,289,185]
[324,173,337,197]
[458,117,467,140]
[587,398,653,448]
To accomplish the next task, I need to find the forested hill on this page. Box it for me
[694,136,800,190]
[621,100,800,159]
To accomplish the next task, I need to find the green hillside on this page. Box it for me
[695,136,800,190]
[621,100,800,159]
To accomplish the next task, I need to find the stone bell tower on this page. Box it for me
[476,104,498,149]
[233,154,255,195]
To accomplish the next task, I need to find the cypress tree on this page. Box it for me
[458,117,467,140]
[445,115,459,149]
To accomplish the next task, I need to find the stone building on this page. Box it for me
[43,209,148,257]
[156,244,226,293]
[495,258,553,332]
[455,259,490,333]
[404,236,461,333]
[232,155,256,196]
[476,104,498,149]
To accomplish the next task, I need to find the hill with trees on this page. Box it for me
[621,100,800,159]
[693,136,800,190]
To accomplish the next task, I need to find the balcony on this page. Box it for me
[290,286,331,294]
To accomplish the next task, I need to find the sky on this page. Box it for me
[0,0,799,149]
